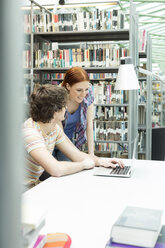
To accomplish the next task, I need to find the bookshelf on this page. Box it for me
[138,33,152,160]
[152,80,165,128]
[27,0,139,159]
[162,84,165,126]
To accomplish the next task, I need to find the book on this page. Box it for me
[28,8,125,33]
[106,225,165,248]
[21,204,46,235]
[24,233,45,248]
[23,219,45,246]
[110,206,163,248]
[43,233,72,248]
[33,235,46,248]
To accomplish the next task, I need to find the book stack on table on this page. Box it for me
[106,206,164,248]
[21,204,72,248]
[21,204,46,248]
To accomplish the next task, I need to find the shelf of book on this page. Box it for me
[94,103,129,107]
[139,52,146,59]
[94,140,129,144]
[33,67,119,73]
[25,0,139,159]
[33,30,129,42]
[138,124,146,130]
[139,77,147,82]
[152,80,165,127]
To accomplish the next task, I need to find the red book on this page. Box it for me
[43,233,72,248]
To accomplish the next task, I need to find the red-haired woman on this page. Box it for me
[52,67,123,167]
[57,66,94,158]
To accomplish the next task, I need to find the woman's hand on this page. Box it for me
[97,157,125,168]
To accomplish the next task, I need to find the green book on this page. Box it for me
[106,225,165,248]
[110,206,163,248]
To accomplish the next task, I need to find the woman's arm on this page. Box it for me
[85,104,125,168]
[55,122,124,169]
[57,132,125,169]
[86,103,94,155]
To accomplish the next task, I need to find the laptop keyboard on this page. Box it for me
[110,166,131,175]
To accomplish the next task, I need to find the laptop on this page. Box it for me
[93,136,138,178]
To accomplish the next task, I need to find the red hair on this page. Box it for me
[62,67,89,88]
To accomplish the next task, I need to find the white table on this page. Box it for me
[22,159,165,248]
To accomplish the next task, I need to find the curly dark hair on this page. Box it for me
[30,84,68,123]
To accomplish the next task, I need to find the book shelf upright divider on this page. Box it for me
[138,33,152,160]
[30,1,34,93]
[128,0,139,159]
[146,34,152,160]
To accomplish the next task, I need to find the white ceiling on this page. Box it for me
[22,0,107,4]
[119,0,165,76]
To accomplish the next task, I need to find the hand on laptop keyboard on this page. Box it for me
[98,158,124,168]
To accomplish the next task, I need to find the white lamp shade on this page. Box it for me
[115,64,140,90]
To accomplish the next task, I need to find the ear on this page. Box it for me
[66,83,70,91]
[53,111,57,119]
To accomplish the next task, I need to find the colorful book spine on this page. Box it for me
[23,8,125,33]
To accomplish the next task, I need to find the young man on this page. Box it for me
[23,84,124,189]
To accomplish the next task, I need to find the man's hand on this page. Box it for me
[82,158,95,169]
